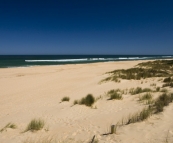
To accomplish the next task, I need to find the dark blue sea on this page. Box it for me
[0,55,173,68]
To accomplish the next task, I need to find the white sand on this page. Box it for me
[0,60,173,143]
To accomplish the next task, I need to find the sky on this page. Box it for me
[0,0,173,55]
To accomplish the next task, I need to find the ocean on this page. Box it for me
[0,55,173,68]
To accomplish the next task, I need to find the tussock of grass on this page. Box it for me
[150,83,156,87]
[73,100,78,105]
[129,87,152,95]
[156,87,160,92]
[119,92,173,126]
[139,93,152,101]
[124,107,152,125]
[162,82,173,88]
[61,96,70,102]
[25,119,45,132]
[0,123,17,132]
[160,88,168,93]
[154,93,173,113]
[73,94,95,107]
[107,89,123,100]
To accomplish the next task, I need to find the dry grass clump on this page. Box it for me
[0,123,17,132]
[162,82,173,88]
[139,93,152,101]
[124,107,152,125]
[25,119,45,132]
[73,100,78,105]
[129,87,152,95]
[162,77,173,88]
[107,89,122,100]
[61,96,70,102]
[120,92,173,126]
[73,94,95,107]
[156,87,160,92]
[160,88,168,93]
[154,93,173,113]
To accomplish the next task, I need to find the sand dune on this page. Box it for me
[0,61,173,143]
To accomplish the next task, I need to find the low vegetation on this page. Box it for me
[154,93,173,113]
[101,60,173,83]
[120,92,173,126]
[25,119,45,132]
[163,77,173,83]
[0,123,17,132]
[124,107,152,125]
[139,93,152,101]
[129,87,152,95]
[61,96,70,102]
[162,77,173,88]
[73,94,95,107]
[156,87,160,92]
[107,89,123,100]
[160,88,168,93]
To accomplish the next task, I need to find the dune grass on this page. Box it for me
[119,92,173,126]
[129,87,152,95]
[156,87,160,92]
[154,93,173,113]
[107,89,123,100]
[73,94,95,107]
[160,88,168,93]
[101,60,173,83]
[25,119,45,132]
[0,123,17,132]
[125,107,152,125]
[139,93,152,101]
[162,82,173,88]
[61,96,70,102]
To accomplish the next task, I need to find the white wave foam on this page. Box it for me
[25,59,88,62]
[119,57,128,60]
[162,56,172,58]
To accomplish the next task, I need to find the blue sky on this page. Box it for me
[0,0,173,55]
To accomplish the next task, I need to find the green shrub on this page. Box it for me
[75,94,95,107]
[25,119,45,132]
[82,94,95,106]
[61,96,70,102]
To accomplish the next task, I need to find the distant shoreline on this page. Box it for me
[0,55,173,68]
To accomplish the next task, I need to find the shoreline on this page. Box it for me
[0,59,162,70]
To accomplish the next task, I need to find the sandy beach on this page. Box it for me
[0,60,173,143]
